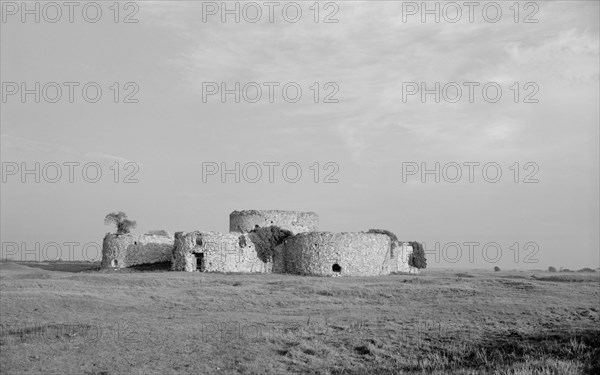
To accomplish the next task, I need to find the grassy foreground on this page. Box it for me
[1,261,598,375]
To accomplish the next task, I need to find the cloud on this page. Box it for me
[132,1,599,170]
[84,152,134,164]
[1,134,134,166]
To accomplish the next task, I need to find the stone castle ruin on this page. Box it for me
[101,210,418,276]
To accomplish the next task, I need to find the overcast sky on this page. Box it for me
[1,1,598,269]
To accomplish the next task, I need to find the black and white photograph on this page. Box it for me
[1,1,599,374]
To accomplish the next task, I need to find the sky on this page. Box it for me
[1,0,598,270]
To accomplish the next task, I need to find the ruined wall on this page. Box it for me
[379,241,419,274]
[123,234,173,267]
[230,210,318,235]
[171,231,200,272]
[283,232,393,276]
[172,231,272,273]
[395,242,419,274]
[101,232,173,269]
[100,210,421,276]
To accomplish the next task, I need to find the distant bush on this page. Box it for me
[408,241,427,269]
[494,266,501,272]
[548,266,557,273]
[560,268,573,273]
[248,226,293,263]
[577,268,596,273]
[104,212,137,235]
[367,229,398,243]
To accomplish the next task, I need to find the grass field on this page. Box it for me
[1,261,598,375]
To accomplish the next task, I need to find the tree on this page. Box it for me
[548,266,557,273]
[104,212,137,235]
[408,241,427,269]
[494,266,501,272]
[248,226,293,263]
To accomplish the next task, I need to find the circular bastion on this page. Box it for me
[230,210,318,235]
[101,233,134,269]
[282,232,393,276]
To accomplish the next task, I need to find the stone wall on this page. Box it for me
[229,210,319,235]
[171,231,200,272]
[123,234,173,267]
[282,232,393,276]
[172,231,271,273]
[395,242,419,274]
[101,232,173,269]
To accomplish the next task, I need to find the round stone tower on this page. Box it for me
[229,210,318,235]
[101,233,136,269]
[282,232,392,276]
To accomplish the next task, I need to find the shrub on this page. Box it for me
[577,268,596,273]
[248,226,293,263]
[408,241,427,269]
[104,212,137,235]
[494,266,501,272]
[548,266,557,272]
[367,229,398,243]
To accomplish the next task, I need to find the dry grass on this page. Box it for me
[1,261,598,375]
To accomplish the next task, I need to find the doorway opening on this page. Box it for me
[332,263,341,273]
[195,253,205,272]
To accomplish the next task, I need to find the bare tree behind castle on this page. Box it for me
[104,212,137,235]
